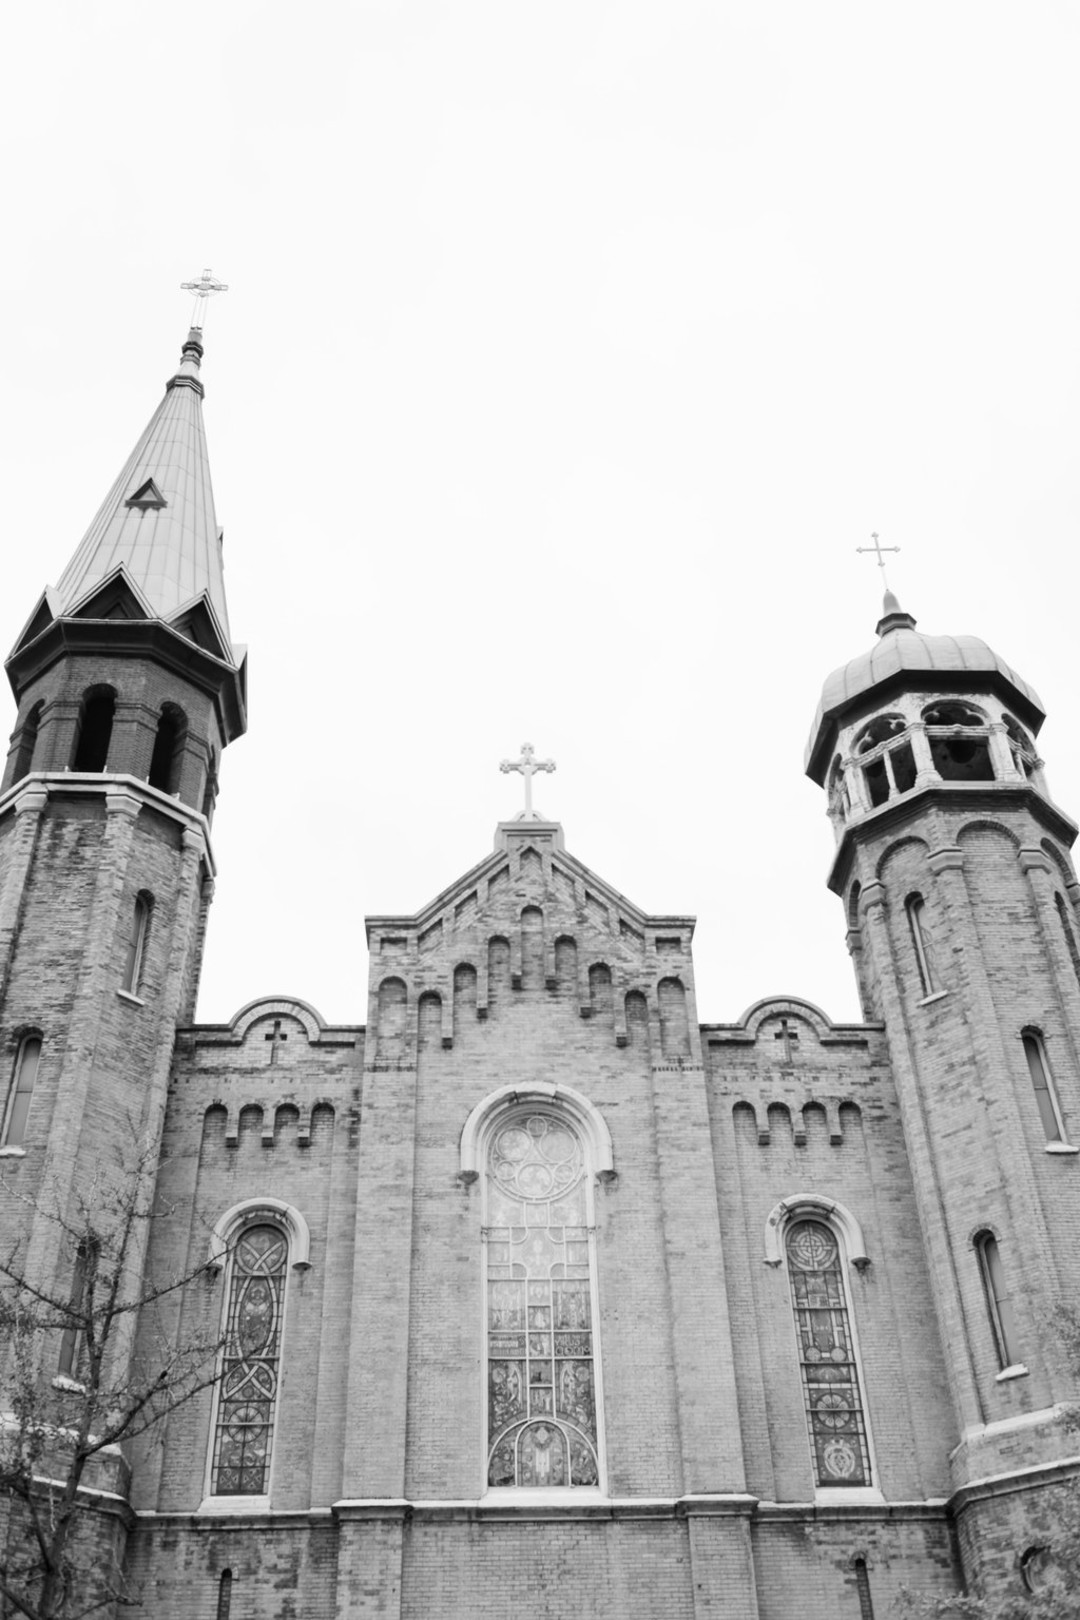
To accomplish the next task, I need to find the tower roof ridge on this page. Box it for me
[53,326,233,648]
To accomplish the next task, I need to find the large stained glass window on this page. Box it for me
[211,1224,288,1496]
[785,1219,872,1488]
[485,1113,600,1489]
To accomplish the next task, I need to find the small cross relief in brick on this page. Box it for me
[264,1018,289,1065]
[772,1017,801,1066]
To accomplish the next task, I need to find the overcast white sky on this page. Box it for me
[1,3,1077,1029]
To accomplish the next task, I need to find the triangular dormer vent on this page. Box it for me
[125,478,167,511]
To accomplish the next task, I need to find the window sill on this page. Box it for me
[1045,1142,1079,1155]
[917,990,951,1007]
[196,1495,271,1516]
[995,1363,1029,1383]
[0,1145,26,1157]
[813,1486,885,1506]
[115,989,145,1007]
[52,1376,86,1393]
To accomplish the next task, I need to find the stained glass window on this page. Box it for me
[211,1224,288,1496]
[785,1219,872,1487]
[485,1113,600,1489]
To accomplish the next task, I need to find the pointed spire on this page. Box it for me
[876,590,917,638]
[53,326,233,651]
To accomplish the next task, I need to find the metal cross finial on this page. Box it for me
[855,531,900,592]
[500,742,556,819]
[180,267,229,329]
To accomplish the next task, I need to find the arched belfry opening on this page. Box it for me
[148,703,186,794]
[72,686,116,773]
[921,702,994,782]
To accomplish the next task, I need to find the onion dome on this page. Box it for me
[805,594,1044,785]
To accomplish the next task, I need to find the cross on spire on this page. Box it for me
[856,531,900,592]
[500,742,556,820]
[180,267,229,329]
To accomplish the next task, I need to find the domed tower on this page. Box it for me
[0,322,245,1562]
[807,594,1080,1593]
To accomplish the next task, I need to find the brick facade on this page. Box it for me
[2,351,1077,1618]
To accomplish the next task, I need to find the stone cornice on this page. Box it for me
[0,773,216,877]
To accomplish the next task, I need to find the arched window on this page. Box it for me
[784,1217,872,1487]
[210,1222,290,1496]
[1003,714,1037,779]
[11,701,43,783]
[483,1109,602,1490]
[1,1035,42,1148]
[72,686,115,773]
[148,703,186,793]
[852,1558,875,1620]
[1055,893,1080,990]
[216,1570,233,1620]
[921,701,994,782]
[201,752,219,821]
[1021,1029,1066,1144]
[58,1236,99,1379]
[905,895,937,996]
[974,1231,1020,1370]
[121,893,152,995]
[853,714,916,808]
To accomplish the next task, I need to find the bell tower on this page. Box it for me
[0,319,245,1422]
[807,593,1080,1589]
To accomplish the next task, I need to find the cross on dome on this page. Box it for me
[500,742,556,820]
[855,531,900,592]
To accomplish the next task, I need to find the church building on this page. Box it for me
[1,318,1078,1618]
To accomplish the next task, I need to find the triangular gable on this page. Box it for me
[66,566,155,623]
[167,590,234,664]
[8,589,59,656]
[366,822,694,947]
[124,477,167,511]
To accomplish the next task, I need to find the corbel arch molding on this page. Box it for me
[955,816,1022,852]
[874,832,931,884]
[764,1193,869,1270]
[738,996,834,1044]
[460,1081,614,1183]
[231,995,327,1046]
[207,1196,312,1273]
[1040,838,1077,889]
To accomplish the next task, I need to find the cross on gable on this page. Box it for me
[773,1018,800,1066]
[264,1018,288,1065]
[499,742,556,820]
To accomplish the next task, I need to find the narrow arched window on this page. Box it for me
[58,1237,99,1379]
[148,703,185,793]
[72,687,115,773]
[484,1111,601,1489]
[2,1035,42,1148]
[785,1218,872,1487]
[853,1558,875,1619]
[1021,1030,1065,1144]
[216,1570,233,1620]
[211,1223,289,1495]
[975,1231,1020,1369]
[121,894,152,994]
[1055,894,1080,990]
[905,895,937,995]
[11,701,43,784]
